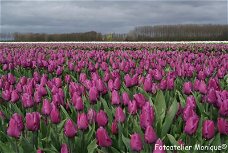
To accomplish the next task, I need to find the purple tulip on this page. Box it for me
[96,110,108,127]
[113,77,121,90]
[217,118,228,135]
[89,87,99,104]
[202,120,215,139]
[96,127,112,147]
[77,113,89,130]
[206,88,217,104]
[186,95,196,110]
[182,105,197,122]
[184,115,199,135]
[219,99,228,116]
[122,92,130,106]
[144,77,152,92]
[133,93,146,108]
[73,96,84,111]
[2,90,11,101]
[10,90,19,103]
[61,144,69,153]
[11,113,24,131]
[115,107,125,123]
[41,99,51,115]
[64,119,77,138]
[130,133,143,152]
[7,117,22,138]
[111,90,120,105]
[26,112,40,132]
[183,82,193,95]
[37,149,44,153]
[22,93,34,108]
[198,80,207,94]
[128,100,137,115]
[144,126,157,144]
[87,108,96,124]
[124,74,132,88]
[111,121,118,135]
[50,105,61,124]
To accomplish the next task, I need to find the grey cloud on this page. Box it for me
[1,0,227,33]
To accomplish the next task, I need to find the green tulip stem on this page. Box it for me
[14,139,19,153]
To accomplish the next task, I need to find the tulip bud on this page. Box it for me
[73,96,84,111]
[134,93,146,108]
[64,119,77,138]
[10,90,19,103]
[87,108,96,124]
[122,92,130,106]
[130,133,143,152]
[7,117,22,138]
[96,110,108,127]
[77,113,89,130]
[89,87,99,104]
[124,74,132,88]
[61,144,69,153]
[143,77,152,92]
[12,113,24,131]
[206,88,217,104]
[50,105,61,124]
[111,90,120,105]
[182,105,197,122]
[41,99,51,115]
[186,95,196,110]
[184,116,199,135]
[22,93,34,108]
[115,107,125,123]
[128,100,137,115]
[183,82,192,95]
[144,126,157,144]
[217,118,228,135]
[113,77,121,90]
[219,99,228,117]
[111,121,118,135]
[26,112,40,132]
[96,127,112,147]
[202,120,215,139]
[2,90,11,101]
[198,80,207,94]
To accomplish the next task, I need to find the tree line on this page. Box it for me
[1,24,227,41]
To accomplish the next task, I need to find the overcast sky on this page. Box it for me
[1,0,227,34]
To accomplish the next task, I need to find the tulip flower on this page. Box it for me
[87,108,96,124]
[96,127,112,147]
[217,118,228,135]
[219,99,228,116]
[206,88,217,104]
[202,120,215,139]
[61,144,70,153]
[22,93,34,108]
[115,107,125,123]
[143,77,152,92]
[89,87,99,104]
[184,116,199,135]
[153,139,166,153]
[111,90,121,105]
[122,92,130,106]
[128,100,137,115]
[26,112,40,132]
[130,133,143,152]
[77,113,89,130]
[73,96,84,111]
[182,105,197,122]
[64,119,77,138]
[186,95,196,110]
[134,93,146,108]
[198,80,207,94]
[183,82,192,95]
[96,110,108,127]
[11,113,24,131]
[7,117,22,138]
[144,126,157,144]
[113,77,121,90]
[41,99,51,115]
[111,121,118,135]
[10,90,19,103]
[2,90,11,101]
[50,105,61,124]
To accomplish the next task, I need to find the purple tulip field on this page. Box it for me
[0,43,228,153]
